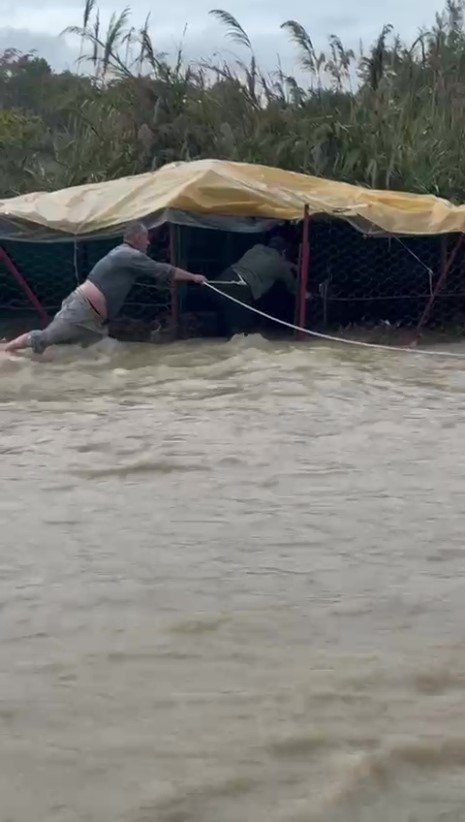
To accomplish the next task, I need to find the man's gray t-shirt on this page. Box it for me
[232,245,297,300]
[87,244,173,320]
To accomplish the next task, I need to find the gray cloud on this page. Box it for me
[0,28,79,71]
[0,0,447,73]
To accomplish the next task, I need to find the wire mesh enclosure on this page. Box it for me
[306,220,465,331]
[1,218,465,339]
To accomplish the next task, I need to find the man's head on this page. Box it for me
[123,222,150,253]
[268,235,288,256]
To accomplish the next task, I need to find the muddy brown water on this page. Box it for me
[2,334,465,822]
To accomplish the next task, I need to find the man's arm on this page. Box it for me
[281,261,315,300]
[173,267,206,285]
[133,254,206,286]
[279,264,312,301]
[279,263,298,296]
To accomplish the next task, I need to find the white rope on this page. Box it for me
[395,237,435,286]
[205,283,465,360]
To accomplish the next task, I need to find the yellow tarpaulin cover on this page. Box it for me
[1,158,465,238]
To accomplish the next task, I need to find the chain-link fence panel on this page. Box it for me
[0,241,77,320]
[176,221,465,336]
[1,219,465,340]
[306,220,465,332]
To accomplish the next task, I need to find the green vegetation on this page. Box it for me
[1,1,465,200]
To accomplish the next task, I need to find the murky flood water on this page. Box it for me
[2,335,465,822]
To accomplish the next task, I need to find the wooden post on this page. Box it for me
[294,241,303,327]
[296,205,310,341]
[169,224,178,339]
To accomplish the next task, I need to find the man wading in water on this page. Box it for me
[4,222,206,354]
[202,236,305,338]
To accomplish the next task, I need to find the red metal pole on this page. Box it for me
[415,233,464,337]
[169,224,178,339]
[0,246,49,328]
[296,205,310,341]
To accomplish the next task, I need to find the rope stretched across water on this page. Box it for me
[204,282,465,360]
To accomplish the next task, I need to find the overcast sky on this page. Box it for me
[0,0,448,74]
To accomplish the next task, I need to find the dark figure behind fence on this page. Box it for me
[194,236,305,338]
